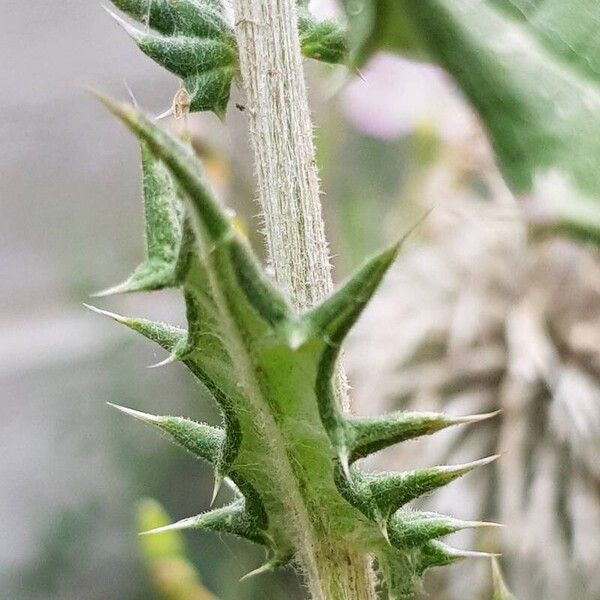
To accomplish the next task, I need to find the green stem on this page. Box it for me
[231,0,377,597]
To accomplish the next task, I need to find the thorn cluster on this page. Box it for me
[89,92,501,597]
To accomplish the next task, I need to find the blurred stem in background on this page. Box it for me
[137,499,219,600]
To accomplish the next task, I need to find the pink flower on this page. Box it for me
[342,53,474,141]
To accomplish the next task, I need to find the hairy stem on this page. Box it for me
[233,0,332,312]
[232,0,376,597]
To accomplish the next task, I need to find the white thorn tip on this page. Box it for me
[210,475,223,506]
[103,5,143,39]
[123,79,139,108]
[462,454,501,470]
[239,562,273,581]
[83,303,128,323]
[379,520,391,546]
[453,410,502,425]
[154,107,174,121]
[441,454,500,474]
[465,520,505,530]
[139,516,198,536]
[91,279,135,298]
[338,448,351,480]
[147,353,178,369]
[454,549,501,560]
[476,454,501,467]
[107,402,160,423]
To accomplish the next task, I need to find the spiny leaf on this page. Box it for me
[111,0,230,39]
[148,288,225,368]
[298,11,348,64]
[141,499,269,546]
[106,7,236,116]
[338,456,498,522]
[108,403,225,465]
[87,301,243,476]
[417,540,498,574]
[345,410,500,462]
[96,144,182,296]
[93,94,230,241]
[95,95,292,328]
[388,510,501,549]
[369,456,499,517]
[307,240,400,347]
[107,9,235,79]
[83,304,185,352]
[309,241,401,450]
[492,557,517,600]
[92,92,499,595]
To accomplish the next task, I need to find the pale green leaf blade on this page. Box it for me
[354,0,600,241]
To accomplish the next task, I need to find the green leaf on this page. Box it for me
[141,499,269,546]
[84,304,185,351]
[107,3,236,116]
[337,456,498,523]
[298,10,348,64]
[111,0,230,39]
[108,0,348,117]
[305,241,400,454]
[351,0,600,241]
[416,540,496,574]
[91,96,502,593]
[108,403,225,465]
[388,510,500,549]
[345,410,499,463]
[96,144,182,296]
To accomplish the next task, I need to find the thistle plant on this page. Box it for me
[88,0,501,598]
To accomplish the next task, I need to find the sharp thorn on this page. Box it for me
[91,279,134,298]
[154,107,174,121]
[379,519,391,546]
[83,303,128,323]
[103,5,142,39]
[211,475,223,506]
[452,409,502,425]
[139,515,197,536]
[456,549,502,560]
[107,402,160,423]
[147,353,178,369]
[239,562,273,581]
[123,79,139,108]
[468,520,505,529]
[461,454,501,470]
[338,448,351,480]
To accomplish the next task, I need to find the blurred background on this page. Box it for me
[2,1,599,599]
